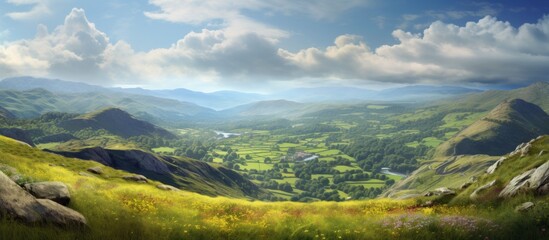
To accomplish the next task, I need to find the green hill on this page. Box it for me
[443,81,549,111]
[47,147,263,198]
[59,108,176,139]
[435,99,549,157]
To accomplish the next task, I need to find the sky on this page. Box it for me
[0,0,548,92]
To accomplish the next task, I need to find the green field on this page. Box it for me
[152,147,176,154]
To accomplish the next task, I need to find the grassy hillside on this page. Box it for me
[443,82,549,111]
[383,154,498,198]
[435,99,549,157]
[48,146,264,198]
[451,136,549,203]
[59,108,176,139]
[1,135,549,239]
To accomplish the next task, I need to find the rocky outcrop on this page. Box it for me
[515,202,534,212]
[487,137,542,175]
[470,180,496,200]
[486,157,506,174]
[35,199,87,227]
[123,174,148,183]
[0,170,86,227]
[157,184,179,191]
[426,187,456,196]
[24,182,71,206]
[499,159,549,198]
[499,169,536,198]
[87,166,103,175]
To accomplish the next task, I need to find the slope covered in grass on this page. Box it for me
[435,99,549,157]
[1,135,549,239]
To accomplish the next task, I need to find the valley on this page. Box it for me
[0,78,548,239]
[1,3,549,239]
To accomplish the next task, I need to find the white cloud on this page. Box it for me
[1,8,549,90]
[0,8,112,82]
[280,15,549,85]
[6,0,55,20]
[144,0,367,39]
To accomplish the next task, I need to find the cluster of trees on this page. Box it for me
[338,137,424,173]
[332,172,370,184]
[293,159,339,178]
[260,180,293,193]
[335,184,384,199]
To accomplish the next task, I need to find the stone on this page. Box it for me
[434,187,455,196]
[0,171,43,223]
[487,156,506,174]
[499,169,535,198]
[156,184,179,191]
[470,180,496,200]
[122,175,148,183]
[0,170,86,227]
[35,199,87,227]
[424,191,433,197]
[421,201,434,207]
[460,182,472,189]
[521,143,532,157]
[87,167,103,175]
[24,182,71,206]
[528,161,549,189]
[515,202,535,212]
[539,150,546,157]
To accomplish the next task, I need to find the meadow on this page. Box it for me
[1,135,548,240]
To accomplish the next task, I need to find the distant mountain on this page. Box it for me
[59,108,176,138]
[272,85,482,102]
[0,88,215,123]
[1,76,487,112]
[378,85,483,100]
[273,87,377,102]
[220,100,305,117]
[442,81,549,111]
[48,147,263,197]
[115,88,266,110]
[0,76,104,93]
[435,99,549,157]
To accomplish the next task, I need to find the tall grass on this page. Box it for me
[1,136,548,239]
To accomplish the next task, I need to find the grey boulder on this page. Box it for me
[24,181,71,206]
[0,170,86,227]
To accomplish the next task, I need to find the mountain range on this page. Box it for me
[0,76,483,110]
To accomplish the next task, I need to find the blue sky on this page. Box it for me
[0,0,548,92]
